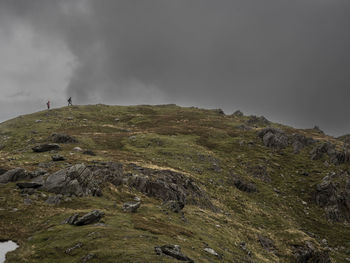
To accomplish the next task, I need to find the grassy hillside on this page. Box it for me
[0,104,349,262]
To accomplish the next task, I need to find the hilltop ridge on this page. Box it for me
[0,104,349,262]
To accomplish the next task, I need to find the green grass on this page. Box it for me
[1,104,349,262]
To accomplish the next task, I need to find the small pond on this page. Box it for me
[0,241,18,263]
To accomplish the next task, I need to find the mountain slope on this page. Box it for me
[0,104,349,262]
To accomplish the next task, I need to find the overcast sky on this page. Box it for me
[0,0,349,136]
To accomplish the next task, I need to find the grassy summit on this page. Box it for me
[0,104,349,262]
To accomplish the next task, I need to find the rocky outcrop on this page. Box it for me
[258,235,276,254]
[32,143,61,152]
[122,201,140,212]
[125,165,214,210]
[0,168,29,183]
[310,142,350,165]
[291,134,315,154]
[247,115,270,126]
[16,182,42,189]
[231,174,257,193]
[49,133,78,143]
[43,164,102,197]
[258,128,289,149]
[64,210,104,226]
[293,242,331,263]
[232,110,243,117]
[162,200,185,213]
[314,172,350,222]
[51,155,65,161]
[155,244,194,262]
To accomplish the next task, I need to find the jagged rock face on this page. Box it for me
[43,164,102,197]
[293,242,331,263]
[126,166,214,210]
[310,143,350,165]
[258,128,289,149]
[0,168,29,183]
[64,210,105,226]
[314,172,350,222]
[292,134,315,154]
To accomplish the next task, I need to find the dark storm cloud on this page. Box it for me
[1,0,350,135]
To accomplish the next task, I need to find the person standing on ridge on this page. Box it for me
[68,97,72,106]
[47,100,50,110]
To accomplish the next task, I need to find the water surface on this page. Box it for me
[0,241,18,263]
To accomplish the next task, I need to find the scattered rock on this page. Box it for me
[65,242,83,254]
[46,195,62,205]
[83,150,96,156]
[314,172,350,222]
[258,128,289,149]
[73,147,83,152]
[232,110,243,117]
[248,165,270,183]
[32,143,61,153]
[0,168,7,175]
[162,200,185,213]
[293,242,331,263]
[0,168,28,183]
[81,253,95,262]
[247,115,270,126]
[52,155,65,161]
[155,244,194,262]
[50,133,78,144]
[204,247,220,258]
[16,182,42,189]
[258,235,276,253]
[65,210,105,226]
[35,119,42,123]
[231,174,257,193]
[23,198,32,205]
[291,134,315,154]
[122,201,140,213]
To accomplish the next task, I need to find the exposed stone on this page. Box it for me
[81,253,95,262]
[24,198,32,205]
[65,242,82,255]
[46,195,62,205]
[291,134,315,154]
[122,201,140,213]
[232,110,243,117]
[155,244,194,262]
[314,172,350,222]
[258,235,276,253]
[248,165,270,183]
[32,143,60,153]
[0,168,7,175]
[66,210,105,226]
[293,242,331,263]
[204,247,220,258]
[52,155,65,161]
[50,133,78,144]
[0,168,28,183]
[258,128,289,149]
[73,147,83,152]
[16,182,42,189]
[43,164,102,197]
[310,143,335,161]
[231,174,257,193]
[247,115,270,126]
[162,200,185,213]
[83,150,96,156]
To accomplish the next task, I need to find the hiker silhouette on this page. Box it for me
[68,97,72,106]
[47,100,50,110]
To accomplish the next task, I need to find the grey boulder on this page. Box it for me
[0,168,28,183]
[155,244,194,262]
[32,144,61,153]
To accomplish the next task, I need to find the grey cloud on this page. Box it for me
[0,0,350,135]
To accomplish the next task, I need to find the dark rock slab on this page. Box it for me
[293,242,331,263]
[51,155,65,161]
[0,168,7,175]
[258,127,289,149]
[16,182,42,189]
[32,143,60,153]
[155,244,194,262]
[72,210,104,226]
[83,150,96,156]
[46,195,62,205]
[258,235,276,253]
[231,174,257,193]
[0,168,28,183]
